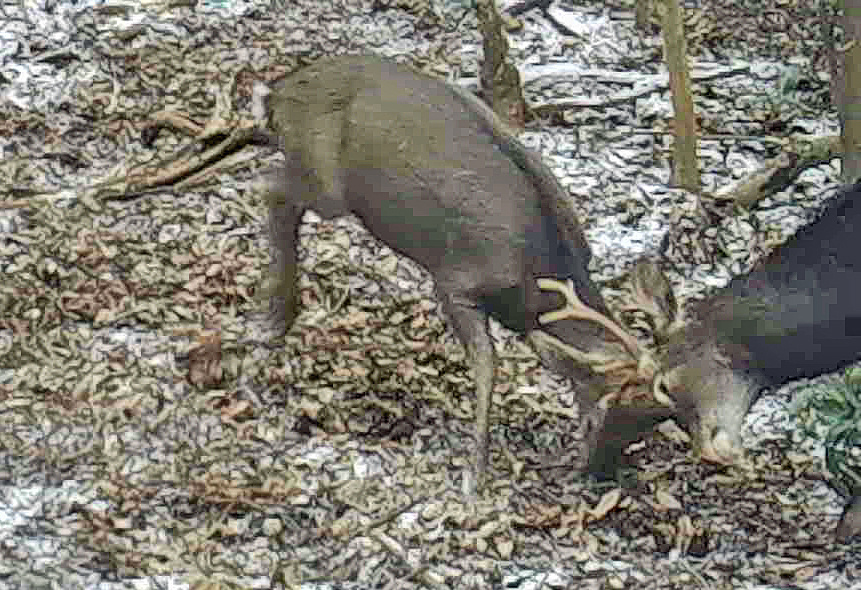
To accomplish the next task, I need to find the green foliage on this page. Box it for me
[751,64,820,121]
[794,368,861,497]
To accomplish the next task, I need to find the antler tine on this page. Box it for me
[536,278,643,361]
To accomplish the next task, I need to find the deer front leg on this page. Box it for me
[442,294,495,497]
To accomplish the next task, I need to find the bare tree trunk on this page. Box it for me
[840,1,861,183]
[635,0,653,30]
[475,0,526,130]
[661,0,699,193]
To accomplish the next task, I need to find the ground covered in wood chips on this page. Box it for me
[0,0,859,588]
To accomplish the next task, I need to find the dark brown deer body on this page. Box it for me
[260,55,638,492]
[630,184,861,470]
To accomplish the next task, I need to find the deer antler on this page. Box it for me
[536,278,644,362]
[533,277,671,407]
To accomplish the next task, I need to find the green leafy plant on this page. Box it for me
[794,368,861,497]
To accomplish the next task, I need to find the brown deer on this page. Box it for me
[256,54,659,493]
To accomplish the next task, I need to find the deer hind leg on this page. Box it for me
[264,110,351,332]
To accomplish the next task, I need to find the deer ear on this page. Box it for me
[624,258,682,344]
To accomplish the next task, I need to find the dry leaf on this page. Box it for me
[590,488,622,520]
[188,329,223,386]
[655,488,683,511]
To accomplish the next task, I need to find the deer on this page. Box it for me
[608,183,861,539]
[254,54,661,494]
